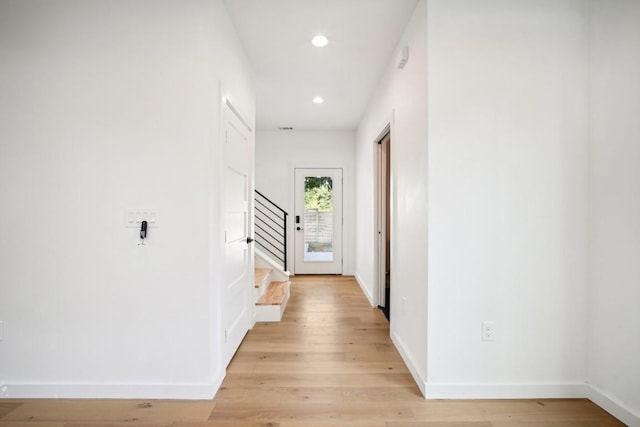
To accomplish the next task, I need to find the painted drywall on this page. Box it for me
[425,0,589,396]
[255,131,356,275]
[587,1,640,424]
[0,0,254,398]
[355,0,429,391]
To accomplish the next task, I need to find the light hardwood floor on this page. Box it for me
[0,275,624,426]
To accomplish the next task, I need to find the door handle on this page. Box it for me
[246,237,254,244]
[296,227,303,231]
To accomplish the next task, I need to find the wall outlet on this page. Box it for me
[481,321,495,341]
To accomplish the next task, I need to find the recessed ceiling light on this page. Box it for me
[311,34,328,47]
[313,96,324,104]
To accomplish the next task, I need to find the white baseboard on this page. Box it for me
[354,272,375,307]
[423,382,587,400]
[2,382,218,400]
[586,383,640,427]
[1,362,228,400]
[211,367,226,399]
[391,331,427,397]
[418,380,639,426]
[422,381,639,425]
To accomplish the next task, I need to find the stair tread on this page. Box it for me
[254,268,272,288]
[256,281,289,306]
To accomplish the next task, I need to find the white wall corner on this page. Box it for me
[391,331,428,397]
[354,272,375,307]
[585,383,640,427]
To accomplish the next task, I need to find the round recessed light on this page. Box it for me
[313,96,324,104]
[311,34,328,47]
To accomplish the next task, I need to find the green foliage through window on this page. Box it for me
[304,176,333,212]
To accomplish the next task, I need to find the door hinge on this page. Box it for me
[224,330,228,343]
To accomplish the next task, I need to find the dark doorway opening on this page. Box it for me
[377,130,391,322]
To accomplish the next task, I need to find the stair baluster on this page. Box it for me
[254,190,288,271]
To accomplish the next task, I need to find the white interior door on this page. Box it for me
[221,99,253,366]
[294,168,343,275]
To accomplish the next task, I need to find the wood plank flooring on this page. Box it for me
[0,275,625,427]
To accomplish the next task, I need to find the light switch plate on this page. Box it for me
[125,210,158,227]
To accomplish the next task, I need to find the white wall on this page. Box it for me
[356,1,639,423]
[255,131,356,275]
[587,1,640,424]
[425,0,589,397]
[355,0,429,391]
[357,0,593,398]
[0,0,254,398]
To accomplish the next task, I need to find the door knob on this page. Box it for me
[296,227,303,231]
[246,237,254,244]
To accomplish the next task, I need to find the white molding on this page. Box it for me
[391,331,427,397]
[354,272,375,307]
[586,383,640,427]
[421,381,639,425]
[289,161,352,275]
[3,382,218,400]
[423,382,587,400]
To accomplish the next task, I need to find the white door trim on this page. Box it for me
[287,162,350,275]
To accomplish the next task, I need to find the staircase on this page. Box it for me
[254,258,290,322]
[253,189,291,322]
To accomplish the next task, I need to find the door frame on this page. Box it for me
[293,167,343,275]
[374,121,393,309]
[289,163,348,275]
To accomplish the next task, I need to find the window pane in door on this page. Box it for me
[303,176,333,262]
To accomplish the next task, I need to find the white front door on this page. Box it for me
[221,98,253,366]
[294,168,343,275]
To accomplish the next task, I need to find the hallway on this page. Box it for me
[214,275,421,423]
[210,276,622,425]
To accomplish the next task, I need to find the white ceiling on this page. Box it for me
[223,0,419,131]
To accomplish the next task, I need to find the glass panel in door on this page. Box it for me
[294,168,342,275]
[303,176,334,262]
